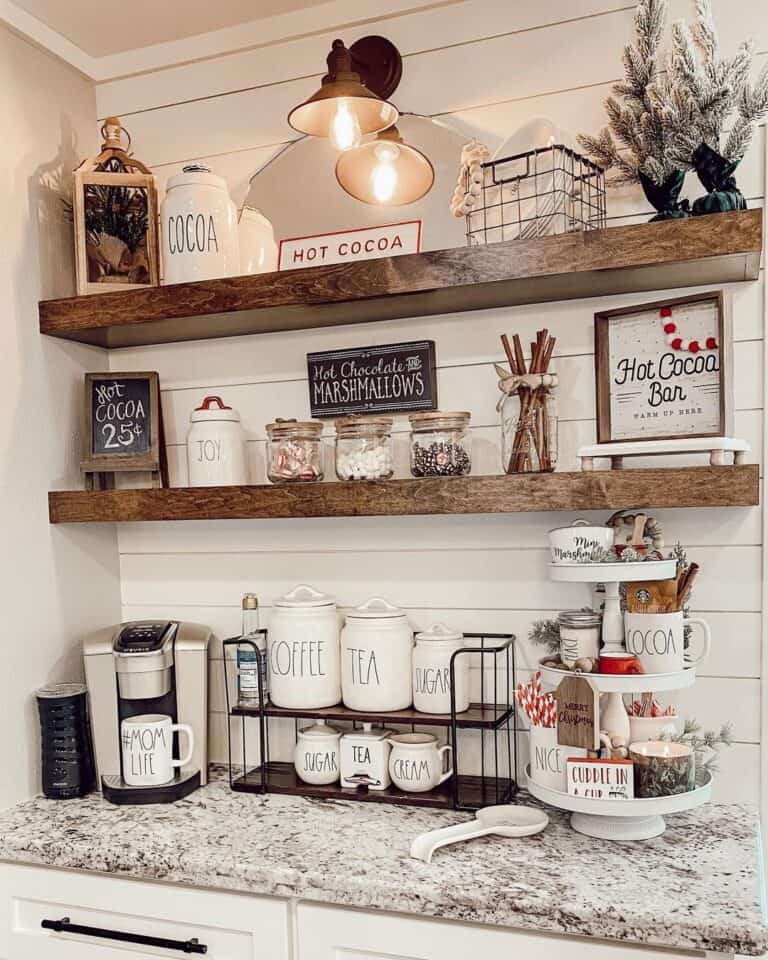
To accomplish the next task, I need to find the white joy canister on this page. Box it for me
[413,623,469,715]
[294,721,341,785]
[238,206,278,275]
[269,585,341,709]
[186,395,249,487]
[341,598,413,712]
[161,164,239,284]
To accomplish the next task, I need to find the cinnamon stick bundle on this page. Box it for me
[501,329,556,473]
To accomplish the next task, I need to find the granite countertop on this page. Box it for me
[0,771,765,956]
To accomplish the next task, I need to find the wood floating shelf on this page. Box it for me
[48,465,759,524]
[39,210,762,349]
[231,701,513,730]
[231,762,516,810]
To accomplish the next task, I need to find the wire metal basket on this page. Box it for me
[464,144,606,246]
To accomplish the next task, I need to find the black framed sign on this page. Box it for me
[307,340,438,417]
[594,291,732,444]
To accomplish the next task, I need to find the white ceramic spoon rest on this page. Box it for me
[410,804,549,863]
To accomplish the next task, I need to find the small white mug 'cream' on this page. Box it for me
[388,733,453,793]
[121,714,194,787]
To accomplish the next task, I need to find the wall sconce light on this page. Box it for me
[335,126,435,205]
[287,36,401,151]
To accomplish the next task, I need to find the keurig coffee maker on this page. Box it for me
[83,621,210,804]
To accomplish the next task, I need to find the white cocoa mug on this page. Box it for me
[121,714,194,787]
[388,733,453,793]
[624,612,711,674]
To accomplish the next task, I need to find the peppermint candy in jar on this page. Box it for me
[334,416,394,481]
[266,419,324,483]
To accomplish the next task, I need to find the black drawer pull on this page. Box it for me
[41,916,207,954]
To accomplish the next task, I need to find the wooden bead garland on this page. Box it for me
[450,141,490,218]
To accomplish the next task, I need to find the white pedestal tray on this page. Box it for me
[538,662,697,693]
[549,559,677,656]
[526,765,712,840]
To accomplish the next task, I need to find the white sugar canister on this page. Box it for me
[341,598,413,711]
[186,395,249,487]
[269,585,341,709]
[294,721,341,785]
[413,623,469,714]
[161,164,239,284]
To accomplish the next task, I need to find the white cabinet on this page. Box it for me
[295,903,710,960]
[0,864,290,960]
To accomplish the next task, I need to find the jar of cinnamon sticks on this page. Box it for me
[498,330,558,474]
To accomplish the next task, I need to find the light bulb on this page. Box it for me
[370,142,400,204]
[330,99,362,151]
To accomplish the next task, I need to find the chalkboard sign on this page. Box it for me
[307,341,437,418]
[81,372,165,488]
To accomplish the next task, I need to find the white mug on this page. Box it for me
[624,612,711,674]
[528,725,588,792]
[121,714,194,787]
[388,733,453,793]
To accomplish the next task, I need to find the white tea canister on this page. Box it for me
[548,519,614,564]
[187,395,249,487]
[161,164,239,284]
[269,585,341,709]
[412,623,469,715]
[389,733,453,793]
[341,598,413,712]
[294,721,341,785]
[340,724,393,790]
[238,206,278,275]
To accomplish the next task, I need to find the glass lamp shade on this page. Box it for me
[288,80,398,148]
[335,133,435,205]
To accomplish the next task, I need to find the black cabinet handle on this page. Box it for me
[41,916,208,954]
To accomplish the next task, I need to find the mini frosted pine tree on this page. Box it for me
[578,0,690,219]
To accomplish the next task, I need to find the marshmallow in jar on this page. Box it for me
[186,395,249,487]
[341,598,413,712]
[412,623,469,714]
[161,164,239,284]
[334,416,394,481]
[269,585,341,709]
[294,721,341,785]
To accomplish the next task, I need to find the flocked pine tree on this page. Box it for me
[577,0,691,220]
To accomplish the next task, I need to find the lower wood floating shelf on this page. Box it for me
[231,762,515,810]
[47,466,759,523]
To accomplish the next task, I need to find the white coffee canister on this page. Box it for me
[187,395,249,487]
[341,598,413,712]
[269,585,341,709]
[238,206,278,275]
[294,721,341,785]
[340,723,393,791]
[412,623,469,715]
[161,164,239,284]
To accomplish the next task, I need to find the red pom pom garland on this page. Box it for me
[660,306,718,354]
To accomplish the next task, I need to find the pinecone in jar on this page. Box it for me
[412,440,471,477]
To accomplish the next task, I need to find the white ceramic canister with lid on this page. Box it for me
[269,585,341,709]
[161,164,239,284]
[412,623,469,715]
[340,723,393,790]
[238,206,278,275]
[341,598,413,711]
[186,395,249,487]
[294,721,341,785]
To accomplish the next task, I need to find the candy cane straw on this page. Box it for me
[534,671,542,701]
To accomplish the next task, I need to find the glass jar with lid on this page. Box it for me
[501,386,558,474]
[335,415,394,481]
[266,418,324,483]
[409,411,472,477]
[557,609,602,670]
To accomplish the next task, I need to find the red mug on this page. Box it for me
[599,654,644,675]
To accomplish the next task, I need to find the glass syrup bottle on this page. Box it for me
[237,594,268,704]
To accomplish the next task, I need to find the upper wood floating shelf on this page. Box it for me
[39,210,762,349]
[48,465,759,524]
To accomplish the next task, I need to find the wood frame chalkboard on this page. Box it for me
[81,371,166,488]
[595,291,732,444]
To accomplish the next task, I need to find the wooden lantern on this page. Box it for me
[72,116,159,296]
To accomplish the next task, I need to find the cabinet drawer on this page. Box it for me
[0,864,290,960]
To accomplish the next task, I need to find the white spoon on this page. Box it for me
[410,804,549,863]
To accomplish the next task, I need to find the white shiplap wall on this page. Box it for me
[94,0,765,807]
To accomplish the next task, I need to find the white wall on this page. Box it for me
[93,0,765,806]
[0,26,121,809]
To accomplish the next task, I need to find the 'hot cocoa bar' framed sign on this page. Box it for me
[595,291,732,443]
[307,340,437,418]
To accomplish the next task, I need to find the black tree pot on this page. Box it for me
[691,143,747,215]
[639,170,691,222]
